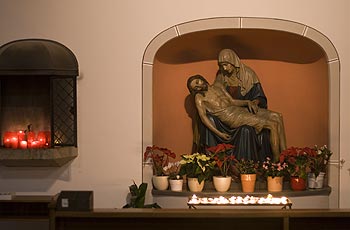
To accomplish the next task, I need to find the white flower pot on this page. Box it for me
[187,177,205,192]
[213,176,232,192]
[308,172,325,189]
[152,175,169,190]
[169,179,183,192]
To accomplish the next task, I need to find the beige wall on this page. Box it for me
[0,0,349,208]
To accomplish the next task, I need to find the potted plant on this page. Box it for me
[179,152,215,192]
[262,157,288,192]
[234,158,260,193]
[144,145,176,190]
[308,145,333,189]
[206,143,235,192]
[163,161,183,192]
[279,146,315,191]
[123,181,161,208]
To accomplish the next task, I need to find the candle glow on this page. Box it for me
[188,194,290,206]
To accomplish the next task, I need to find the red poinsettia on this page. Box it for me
[206,143,235,177]
[279,146,316,179]
[144,145,176,176]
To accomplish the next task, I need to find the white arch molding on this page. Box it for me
[142,17,340,208]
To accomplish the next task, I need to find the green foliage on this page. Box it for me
[179,153,215,183]
[123,181,161,208]
[310,145,333,177]
[234,158,260,174]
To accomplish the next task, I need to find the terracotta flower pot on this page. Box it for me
[267,176,283,192]
[240,174,256,193]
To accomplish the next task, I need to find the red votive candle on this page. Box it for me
[37,131,47,148]
[10,136,18,149]
[44,131,51,147]
[30,140,40,148]
[19,140,28,149]
[3,131,13,148]
[17,130,26,142]
[27,131,35,148]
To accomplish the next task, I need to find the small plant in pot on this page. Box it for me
[144,145,176,190]
[279,146,314,191]
[206,143,235,192]
[310,145,332,177]
[144,145,176,176]
[179,152,215,192]
[262,157,288,192]
[234,158,260,193]
[308,145,333,188]
[163,161,183,192]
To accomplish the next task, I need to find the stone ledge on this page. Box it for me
[0,146,77,167]
[152,181,331,198]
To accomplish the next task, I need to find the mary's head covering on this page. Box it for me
[217,49,259,96]
[218,49,241,68]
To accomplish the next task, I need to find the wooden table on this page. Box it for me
[50,208,350,230]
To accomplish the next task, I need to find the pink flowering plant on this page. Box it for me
[262,157,288,178]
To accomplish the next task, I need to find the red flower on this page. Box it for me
[206,144,235,177]
[144,145,176,176]
[279,146,316,179]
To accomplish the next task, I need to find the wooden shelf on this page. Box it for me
[0,195,53,220]
[0,147,77,167]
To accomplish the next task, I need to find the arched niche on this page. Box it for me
[142,17,340,208]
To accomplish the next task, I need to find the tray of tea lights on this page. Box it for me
[187,194,292,209]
